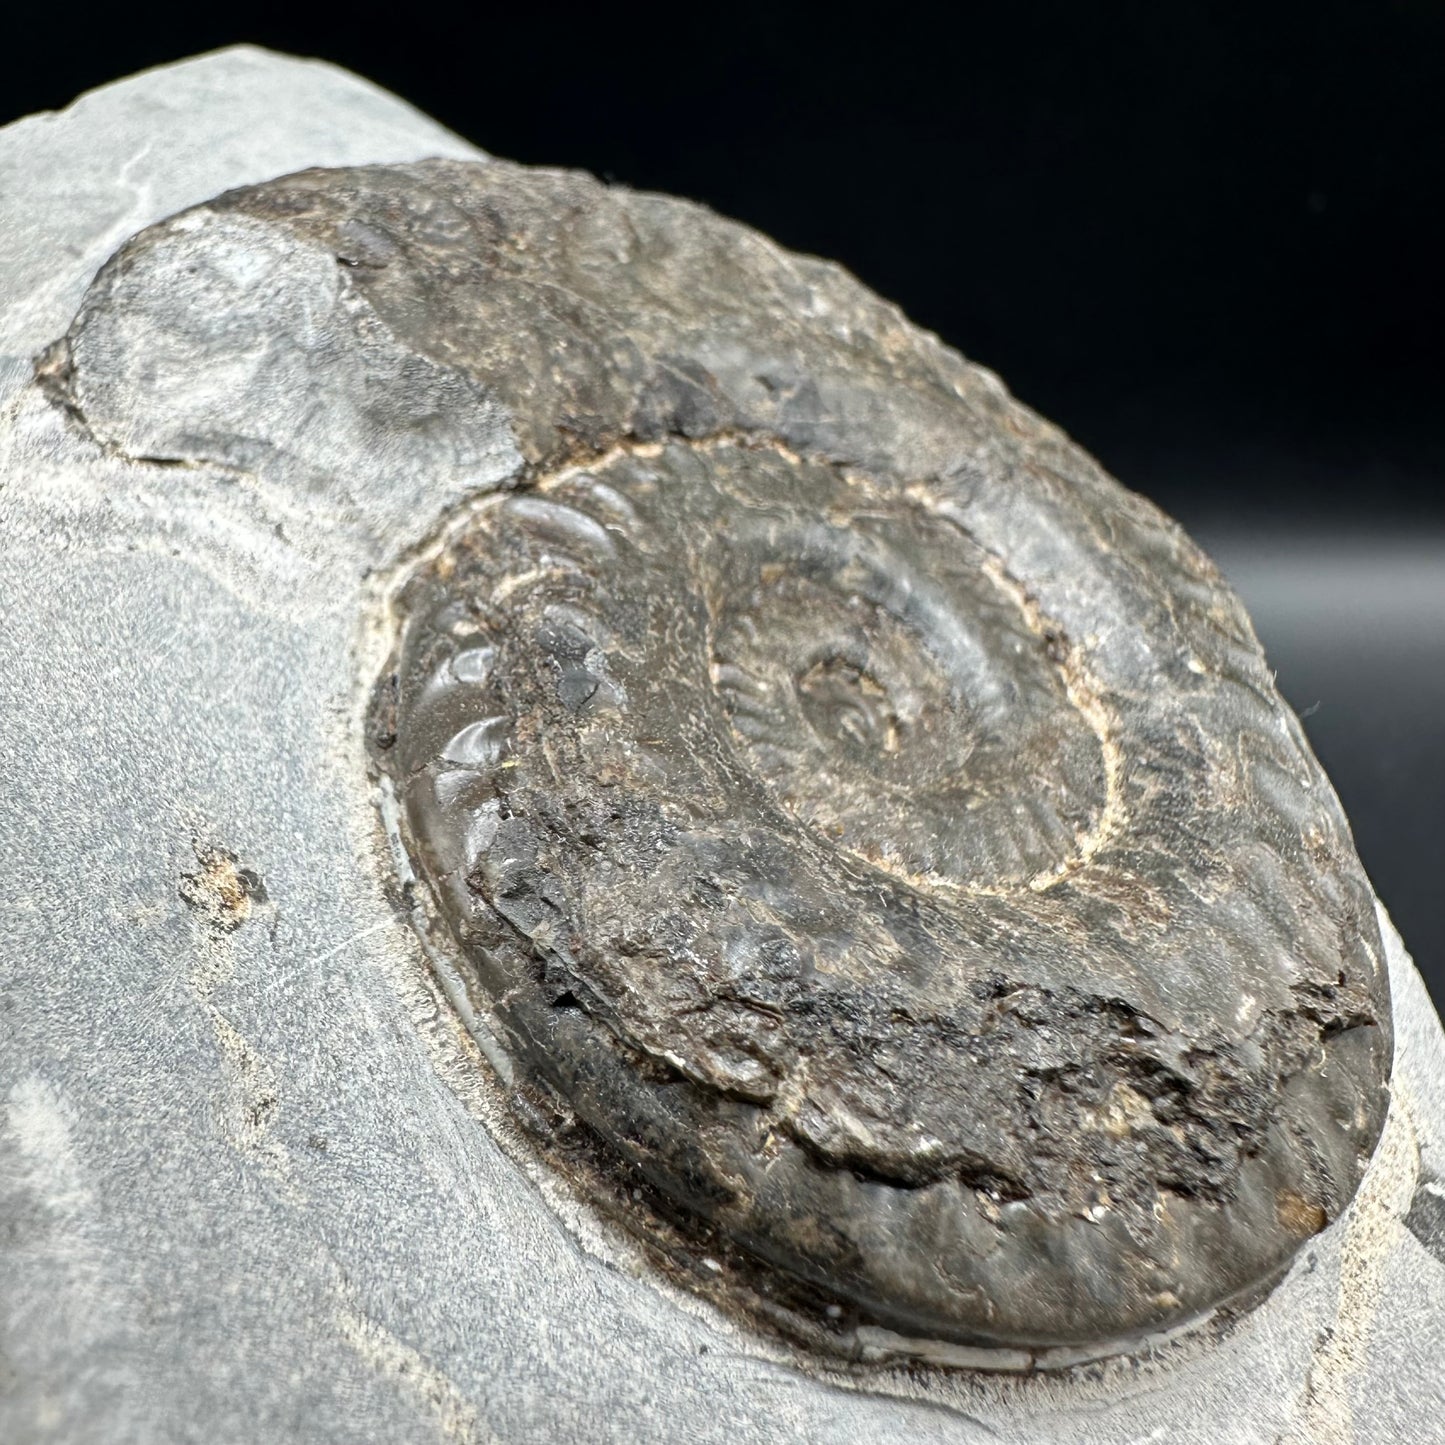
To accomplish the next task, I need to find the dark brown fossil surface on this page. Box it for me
[75,159,1393,1355]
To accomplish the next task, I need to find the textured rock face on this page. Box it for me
[3,51,1444,1445]
[44,157,1391,1354]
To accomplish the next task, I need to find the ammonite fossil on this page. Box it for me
[65,159,1393,1361]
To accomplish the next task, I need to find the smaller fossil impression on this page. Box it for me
[169,159,1386,1359]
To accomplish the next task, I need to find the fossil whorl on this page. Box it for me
[60,159,1392,1359]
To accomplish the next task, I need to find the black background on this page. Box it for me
[6,3,1442,992]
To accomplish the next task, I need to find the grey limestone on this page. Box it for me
[1,47,1441,1444]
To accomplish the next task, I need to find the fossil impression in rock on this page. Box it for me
[54,158,1392,1361]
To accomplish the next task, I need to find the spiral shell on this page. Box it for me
[207,160,1390,1357]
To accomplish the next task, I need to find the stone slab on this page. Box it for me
[1,47,1440,1445]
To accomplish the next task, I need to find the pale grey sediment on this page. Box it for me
[1,47,1442,1444]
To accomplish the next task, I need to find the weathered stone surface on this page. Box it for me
[2,47,1442,1444]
